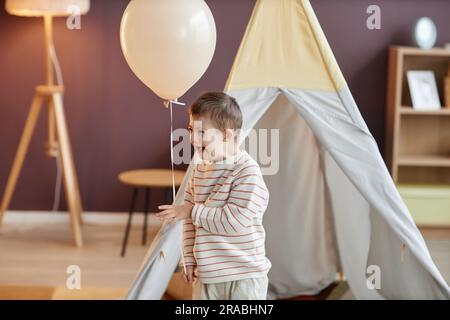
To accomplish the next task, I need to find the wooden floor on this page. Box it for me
[0,211,161,299]
[0,212,449,299]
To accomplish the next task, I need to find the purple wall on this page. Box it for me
[1,0,449,212]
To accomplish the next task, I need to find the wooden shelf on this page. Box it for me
[398,155,450,167]
[385,46,450,186]
[400,107,450,115]
[393,46,450,57]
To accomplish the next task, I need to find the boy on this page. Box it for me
[157,92,271,300]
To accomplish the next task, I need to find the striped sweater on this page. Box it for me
[182,149,271,284]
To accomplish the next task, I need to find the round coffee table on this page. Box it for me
[118,169,185,257]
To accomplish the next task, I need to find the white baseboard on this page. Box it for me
[2,211,162,227]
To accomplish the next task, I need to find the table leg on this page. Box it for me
[121,187,138,257]
[142,188,150,245]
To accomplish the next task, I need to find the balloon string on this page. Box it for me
[169,101,176,203]
[167,99,187,275]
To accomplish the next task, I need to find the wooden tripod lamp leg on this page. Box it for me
[0,95,44,226]
[50,100,83,226]
[51,92,83,247]
[46,99,59,157]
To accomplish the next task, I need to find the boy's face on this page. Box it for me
[188,115,230,162]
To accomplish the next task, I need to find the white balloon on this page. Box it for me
[120,0,217,100]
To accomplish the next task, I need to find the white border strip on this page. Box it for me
[2,211,162,227]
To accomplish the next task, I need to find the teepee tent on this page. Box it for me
[127,0,450,299]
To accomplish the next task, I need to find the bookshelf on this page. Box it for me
[385,46,450,184]
[385,46,450,226]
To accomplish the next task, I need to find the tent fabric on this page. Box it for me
[248,90,339,298]
[283,87,449,298]
[126,0,450,299]
[126,221,182,300]
[225,0,345,91]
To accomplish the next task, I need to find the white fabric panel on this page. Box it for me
[248,93,338,298]
[231,87,280,145]
[283,86,450,299]
[323,151,382,299]
[126,221,182,300]
[368,212,447,299]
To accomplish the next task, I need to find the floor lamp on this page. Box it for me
[0,0,90,247]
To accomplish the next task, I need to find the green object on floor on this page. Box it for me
[326,282,350,300]
[397,184,450,226]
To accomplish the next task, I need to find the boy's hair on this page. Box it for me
[189,92,243,130]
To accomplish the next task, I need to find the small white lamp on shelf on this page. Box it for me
[0,0,90,247]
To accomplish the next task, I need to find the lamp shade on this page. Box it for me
[5,0,90,17]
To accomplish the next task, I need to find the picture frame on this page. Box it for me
[407,70,441,110]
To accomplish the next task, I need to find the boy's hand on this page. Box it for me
[157,204,193,223]
[183,266,197,284]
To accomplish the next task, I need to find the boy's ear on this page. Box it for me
[224,129,234,141]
